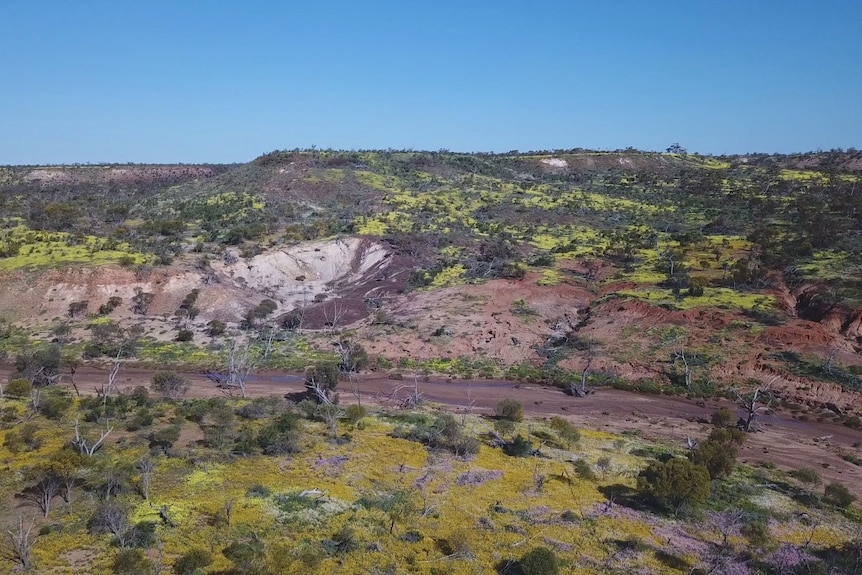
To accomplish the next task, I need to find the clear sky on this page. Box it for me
[2,1,860,164]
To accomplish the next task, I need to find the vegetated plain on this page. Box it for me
[0,148,861,573]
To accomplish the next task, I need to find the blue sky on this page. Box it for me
[1,1,860,163]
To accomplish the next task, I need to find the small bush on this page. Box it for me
[503,434,533,457]
[495,399,524,422]
[790,467,822,485]
[710,407,735,428]
[5,378,32,397]
[222,540,265,570]
[174,329,194,342]
[3,423,42,453]
[690,428,746,479]
[494,419,516,437]
[149,425,181,453]
[205,320,226,337]
[740,519,773,550]
[125,408,154,432]
[151,371,190,400]
[113,549,152,575]
[520,546,560,575]
[824,482,857,508]
[843,415,862,430]
[344,404,367,425]
[572,459,596,481]
[128,386,150,405]
[637,457,711,513]
[246,484,272,498]
[39,390,73,420]
[549,416,580,446]
[173,548,213,575]
[257,412,303,455]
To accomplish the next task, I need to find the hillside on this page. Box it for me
[1,149,861,573]
[1,149,861,407]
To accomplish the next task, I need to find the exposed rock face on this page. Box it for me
[794,285,862,350]
[0,238,406,326]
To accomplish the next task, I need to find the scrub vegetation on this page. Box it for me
[1,148,862,572]
[0,390,860,574]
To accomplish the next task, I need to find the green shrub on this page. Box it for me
[173,548,213,575]
[5,378,32,398]
[494,419,516,437]
[257,412,303,455]
[246,484,272,498]
[125,410,154,432]
[150,371,189,399]
[123,521,157,549]
[520,546,560,575]
[740,519,774,550]
[149,425,181,452]
[503,434,533,457]
[710,407,735,428]
[843,415,862,429]
[174,329,194,342]
[344,404,367,425]
[222,540,265,570]
[495,399,524,422]
[38,390,73,420]
[690,428,745,479]
[205,320,226,337]
[790,467,822,485]
[305,362,340,397]
[572,459,596,481]
[637,458,710,513]
[113,549,152,575]
[3,422,42,452]
[339,340,369,372]
[549,416,580,447]
[824,482,857,508]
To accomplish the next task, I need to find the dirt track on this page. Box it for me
[2,364,861,496]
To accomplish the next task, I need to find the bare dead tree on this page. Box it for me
[674,346,694,391]
[823,348,839,376]
[215,339,258,398]
[106,351,122,397]
[323,300,347,334]
[802,514,823,549]
[136,458,154,501]
[401,375,423,409]
[707,509,746,548]
[566,337,598,398]
[222,499,234,527]
[734,381,775,432]
[29,388,41,413]
[90,502,135,548]
[4,515,35,571]
[72,417,113,456]
[381,379,423,409]
[349,371,361,405]
[306,376,334,405]
[461,382,477,426]
[570,358,595,398]
[257,322,278,360]
[317,403,341,438]
[19,472,61,518]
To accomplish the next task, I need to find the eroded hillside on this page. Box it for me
[1,149,861,415]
